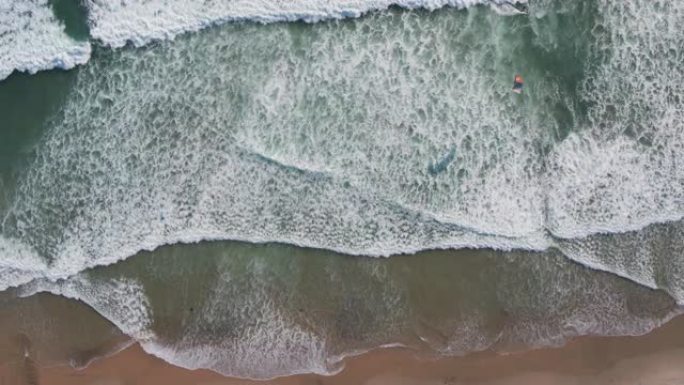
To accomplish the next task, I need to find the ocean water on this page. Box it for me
[0,0,683,380]
[0,0,90,80]
[16,244,680,378]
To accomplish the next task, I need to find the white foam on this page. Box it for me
[84,0,526,47]
[18,276,155,340]
[555,219,684,306]
[545,0,684,240]
[543,0,684,296]
[0,0,91,81]
[139,260,332,379]
[0,6,551,291]
[140,309,331,379]
[547,133,684,239]
[0,0,682,306]
[0,0,682,379]
[0,235,47,291]
[18,245,679,379]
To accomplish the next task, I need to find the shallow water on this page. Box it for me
[12,243,680,378]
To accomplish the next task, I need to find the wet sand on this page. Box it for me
[9,313,684,385]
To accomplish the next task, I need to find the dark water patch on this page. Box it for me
[516,1,600,141]
[49,0,90,41]
[428,148,456,175]
[0,69,77,214]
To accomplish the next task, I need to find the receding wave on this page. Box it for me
[16,243,682,379]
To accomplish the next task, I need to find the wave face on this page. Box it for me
[0,0,91,81]
[1,0,683,297]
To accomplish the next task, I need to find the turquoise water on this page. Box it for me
[0,0,683,379]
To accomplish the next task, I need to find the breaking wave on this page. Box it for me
[1,0,522,80]
[84,0,526,47]
[16,244,682,379]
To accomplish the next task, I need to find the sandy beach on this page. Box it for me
[1,313,680,385]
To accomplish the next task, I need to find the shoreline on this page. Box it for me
[23,313,684,385]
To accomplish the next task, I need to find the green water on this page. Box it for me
[62,240,674,377]
[0,0,86,182]
[0,70,76,217]
[0,71,75,173]
[0,4,599,264]
[49,0,91,41]
[1,0,683,379]
[0,3,595,210]
[0,237,678,376]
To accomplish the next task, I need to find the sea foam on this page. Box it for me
[1,0,683,306]
[0,0,91,81]
[1,0,522,81]
[84,0,526,47]
[19,276,155,341]
[18,245,682,379]
[545,0,684,240]
[2,0,683,379]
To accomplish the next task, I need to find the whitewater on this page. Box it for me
[1,0,683,293]
[0,0,90,81]
[1,0,684,379]
[1,0,524,80]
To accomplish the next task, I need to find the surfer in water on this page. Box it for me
[512,74,524,94]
